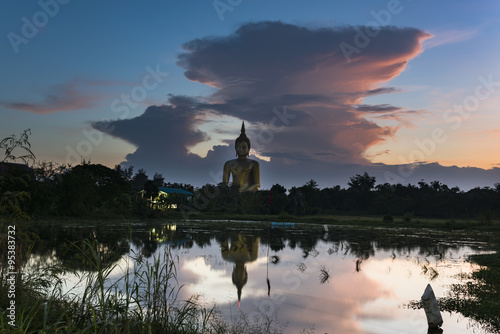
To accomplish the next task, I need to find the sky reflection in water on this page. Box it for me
[28,221,491,334]
[149,223,488,334]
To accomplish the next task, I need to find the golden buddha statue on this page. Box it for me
[222,122,260,192]
[221,234,260,306]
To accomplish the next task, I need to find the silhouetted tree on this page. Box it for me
[348,172,376,192]
[131,168,148,191]
[271,184,287,195]
[0,129,36,218]
[31,161,67,215]
[143,180,159,201]
[114,165,134,182]
[59,163,131,215]
[269,184,289,214]
[153,173,164,187]
[288,187,306,215]
[305,179,319,190]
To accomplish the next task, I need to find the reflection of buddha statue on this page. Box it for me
[221,234,260,305]
[223,122,260,192]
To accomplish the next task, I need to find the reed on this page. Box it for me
[1,235,284,333]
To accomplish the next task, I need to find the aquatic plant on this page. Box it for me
[0,237,286,333]
[319,265,330,284]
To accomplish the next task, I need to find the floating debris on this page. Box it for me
[319,265,330,284]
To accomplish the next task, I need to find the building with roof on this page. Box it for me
[158,187,195,197]
[140,187,195,210]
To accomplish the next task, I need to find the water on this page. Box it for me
[28,220,494,333]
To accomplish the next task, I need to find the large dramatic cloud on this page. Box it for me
[98,21,500,189]
[175,21,431,164]
[93,102,225,186]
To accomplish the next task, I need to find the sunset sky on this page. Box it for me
[2,0,500,190]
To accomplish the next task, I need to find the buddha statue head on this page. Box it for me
[235,122,251,158]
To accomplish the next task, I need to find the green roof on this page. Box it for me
[158,187,195,196]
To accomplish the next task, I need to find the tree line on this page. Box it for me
[191,173,499,222]
[1,160,499,222]
[1,130,499,221]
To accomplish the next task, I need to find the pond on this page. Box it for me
[28,220,494,334]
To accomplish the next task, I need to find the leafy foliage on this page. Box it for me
[58,163,132,216]
[0,129,36,164]
[347,172,376,192]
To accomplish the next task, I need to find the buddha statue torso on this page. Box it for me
[222,122,260,192]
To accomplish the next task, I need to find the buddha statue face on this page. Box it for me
[236,141,249,158]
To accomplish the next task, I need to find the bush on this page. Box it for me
[479,209,494,226]
[403,212,413,223]
[383,214,394,223]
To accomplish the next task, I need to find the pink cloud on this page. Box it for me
[175,22,432,164]
[1,80,106,114]
[423,28,477,48]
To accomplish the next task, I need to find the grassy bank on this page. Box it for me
[171,211,500,232]
[31,210,500,229]
[438,234,500,333]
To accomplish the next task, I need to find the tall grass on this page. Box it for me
[1,237,285,333]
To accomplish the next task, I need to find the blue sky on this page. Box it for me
[2,0,500,189]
